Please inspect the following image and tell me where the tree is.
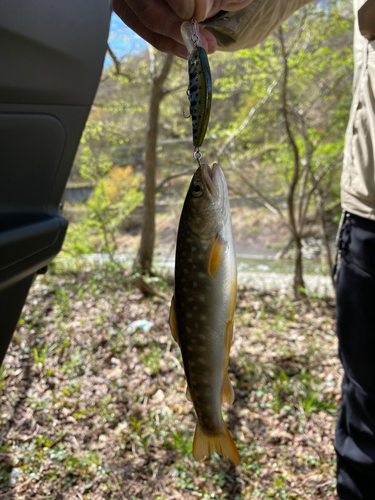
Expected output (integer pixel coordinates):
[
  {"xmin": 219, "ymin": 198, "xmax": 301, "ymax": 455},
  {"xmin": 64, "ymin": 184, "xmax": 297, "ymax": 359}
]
[
  {"xmin": 214, "ymin": 0, "xmax": 353, "ymax": 298},
  {"xmin": 135, "ymin": 50, "xmax": 174, "ymax": 273}
]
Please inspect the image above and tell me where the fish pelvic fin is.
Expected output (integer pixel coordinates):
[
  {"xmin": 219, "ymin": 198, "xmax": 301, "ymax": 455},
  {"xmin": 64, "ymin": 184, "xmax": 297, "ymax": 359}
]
[
  {"xmin": 169, "ymin": 296, "xmax": 180, "ymax": 345},
  {"xmin": 186, "ymin": 385, "xmax": 193, "ymax": 402},
  {"xmin": 221, "ymin": 372, "xmax": 235, "ymax": 405},
  {"xmin": 192, "ymin": 421, "xmax": 240, "ymax": 465}
]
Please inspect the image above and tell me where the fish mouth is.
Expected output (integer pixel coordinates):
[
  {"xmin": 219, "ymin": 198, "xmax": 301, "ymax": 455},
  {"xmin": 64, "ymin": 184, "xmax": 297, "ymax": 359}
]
[{"xmin": 202, "ymin": 164, "xmax": 219, "ymax": 198}]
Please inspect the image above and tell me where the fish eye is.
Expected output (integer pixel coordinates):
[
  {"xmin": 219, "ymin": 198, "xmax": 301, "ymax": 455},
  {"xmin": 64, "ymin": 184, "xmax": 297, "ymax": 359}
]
[{"xmin": 192, "ymin": 183, "xmax": 203, "ymax": 197}]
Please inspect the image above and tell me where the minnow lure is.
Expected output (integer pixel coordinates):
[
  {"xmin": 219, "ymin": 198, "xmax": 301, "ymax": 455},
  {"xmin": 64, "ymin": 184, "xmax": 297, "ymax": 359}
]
[{"xmin": 181, "ymin": 21, "xmax": 212, "ymax": 162}]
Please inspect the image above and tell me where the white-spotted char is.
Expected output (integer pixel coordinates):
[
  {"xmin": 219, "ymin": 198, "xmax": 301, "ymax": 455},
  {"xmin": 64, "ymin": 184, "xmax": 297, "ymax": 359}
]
[{"xmin": 170, "ymin": 163, "xmax": 239, "ymax": 464}]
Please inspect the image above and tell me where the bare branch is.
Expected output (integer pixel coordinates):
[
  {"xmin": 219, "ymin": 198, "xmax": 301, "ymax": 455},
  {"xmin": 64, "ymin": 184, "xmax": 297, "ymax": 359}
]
[
  {"xmin": 107, "ymin": 42, "xmax": 122, "ymax": 75},
  {"xmin": 238, "ymin": 172, "xmax": 290, "ymax": 229},
  {"xmin": 217, "ymin": 74, "xmax": 281, "ymax": 158},
  {"xmin": 156, "ymin": 169, "xmax": 193, "ymax": 192}
]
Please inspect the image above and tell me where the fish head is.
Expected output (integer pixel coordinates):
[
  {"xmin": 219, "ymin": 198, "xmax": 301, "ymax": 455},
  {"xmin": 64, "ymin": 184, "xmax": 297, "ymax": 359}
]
[{"xmin": 184, "ymin": 163, "xmax": 229, "ymax": 240}]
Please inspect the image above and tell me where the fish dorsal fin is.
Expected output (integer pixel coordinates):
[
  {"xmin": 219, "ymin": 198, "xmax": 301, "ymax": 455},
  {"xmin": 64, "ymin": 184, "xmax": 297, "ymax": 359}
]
[
  {"xmin": 208, "ymin": 234, "xmax": 224, "ymax": 277},
  {"xmin": 186, "ymin": 385, "xmax": 192, "ymax": 402},
  {"xmin": 169, "ymin": 296, "xmax": 180, "ymax": 345},
  {"xmin": 221, "ymin": 372, "xmax": 235, "ymax": 405}
]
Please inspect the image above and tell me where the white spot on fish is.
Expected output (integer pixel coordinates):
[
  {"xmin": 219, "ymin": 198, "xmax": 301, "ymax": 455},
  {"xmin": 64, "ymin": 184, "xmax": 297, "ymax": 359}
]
[
  {"xmin": 188, "ymin": 297, "xmax": 193, "ymax": 302},
  {"xmin": 193, "ymin": 282, "xmax": 198, "ymax": 288},
  {"xmin": 193, "ymin": 306, "xmax": 199, "ymax": 311},
  {"xmin": 194, "ymin": 323, "xmax": 199, "ymax": 328},
  {"xmin": 191, "ymin": 247, "xmax": 196, "ymax": 252},
  {"xmin": 186, "ymin": 326, "xmax": 191, "ymax": 333},
  {"xmin": 186, "ymin": 313, "xmax": 192, "ymax": 319},
  {"xmin": 198, "ymin": 272, "xmax": 206, "ymax": 279},
  {"xmin": 192, "ymin": 265, "xmax": 197, "ymax": 270},
  {"xmin": 199, "ymin": 295, "xmax": 205, "ymax": 302},
  {"xmin": 187, "ymin": 346, "xmax": 194, "ymax": 352}
]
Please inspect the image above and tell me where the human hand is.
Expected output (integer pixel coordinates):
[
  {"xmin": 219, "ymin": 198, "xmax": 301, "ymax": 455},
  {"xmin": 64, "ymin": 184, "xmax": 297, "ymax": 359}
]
[{"xmin": 112, "ymin": 0, "xmax": 254, "ymax": 58}]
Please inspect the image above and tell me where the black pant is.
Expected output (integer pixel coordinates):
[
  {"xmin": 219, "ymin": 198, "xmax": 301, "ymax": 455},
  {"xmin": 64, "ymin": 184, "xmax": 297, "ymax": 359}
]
[{"xmin": 335, "ymin": 213, "xmax": 375, "ymax": 499}]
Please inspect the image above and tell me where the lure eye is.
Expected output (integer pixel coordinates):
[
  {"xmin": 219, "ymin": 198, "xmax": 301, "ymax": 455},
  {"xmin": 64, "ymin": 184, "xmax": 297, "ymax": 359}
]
[{"xmin": 192, "ymin": 183, "xmax": 203, "ymax": 197}]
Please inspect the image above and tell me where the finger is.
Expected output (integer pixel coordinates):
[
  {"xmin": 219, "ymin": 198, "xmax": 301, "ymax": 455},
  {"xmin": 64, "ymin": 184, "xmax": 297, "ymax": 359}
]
[
  {"xmin": 225, "ymin": 0, "xmax": 255, "ymax": 11},
  {"xmin": 194, "ymin": 0, "xmax": 215, "ymax": 22},
  {"xmin": 165, "ymin": 0, "xmax": 195, "ymax": 20},
  {"xmin": 121, "ymin": 0, "xmax": 183, "ymax": 41},
  {"xmin": 113, "ymin": 0, "xmax": 188, "ymax": 56},
  {"xmin": 199, "ymin": 28, "xmax": 217, "ymax": 54}
]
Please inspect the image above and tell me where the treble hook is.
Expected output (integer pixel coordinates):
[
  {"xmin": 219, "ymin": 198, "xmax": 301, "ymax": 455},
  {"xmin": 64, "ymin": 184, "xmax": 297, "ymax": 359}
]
[{"xmin": 183, "ymin": 88, "xmax": 191, "ymax": 118}]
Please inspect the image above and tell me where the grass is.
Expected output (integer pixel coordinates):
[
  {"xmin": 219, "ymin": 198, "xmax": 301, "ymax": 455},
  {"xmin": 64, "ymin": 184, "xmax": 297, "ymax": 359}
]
[{"xmin": 0, "ymin": 257, "xmax": 340, "ymax": 499}]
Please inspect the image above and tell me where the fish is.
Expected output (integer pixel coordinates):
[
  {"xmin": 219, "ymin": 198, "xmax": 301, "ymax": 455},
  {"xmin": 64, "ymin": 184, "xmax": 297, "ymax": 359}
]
[
  {"xmin": 181, "ymin": 21, "xmax": 212, "ymax": 149},
  {"xmin": 169, "ymin": 163, "xmax": 239, "ymax": 464}
]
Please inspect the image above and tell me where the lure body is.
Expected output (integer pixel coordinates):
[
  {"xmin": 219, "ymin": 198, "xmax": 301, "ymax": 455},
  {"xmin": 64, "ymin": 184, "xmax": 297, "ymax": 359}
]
[
  {"xmin": 181, "ymin": 20, "xmax": 212, "ymax": 150},
  {"xmin": 188, "ymin": 46, "xmax": 212, "ymax": 148}
]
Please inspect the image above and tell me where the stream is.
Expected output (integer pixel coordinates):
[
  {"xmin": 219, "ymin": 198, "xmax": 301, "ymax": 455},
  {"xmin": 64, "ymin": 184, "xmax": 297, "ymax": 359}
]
[{"xmin": 84, "ymin": 251, "xmax": 334, "ymax": 297}]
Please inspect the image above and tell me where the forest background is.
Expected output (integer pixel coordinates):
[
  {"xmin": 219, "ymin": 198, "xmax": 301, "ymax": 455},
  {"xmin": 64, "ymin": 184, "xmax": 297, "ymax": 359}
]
[
  {"xmin": 64, "ymin": 0, "xmax": 354, "ymax": 299},
  {"xmin": 0, "ymin": 1, "xmax": 357, "ymax": 498}
]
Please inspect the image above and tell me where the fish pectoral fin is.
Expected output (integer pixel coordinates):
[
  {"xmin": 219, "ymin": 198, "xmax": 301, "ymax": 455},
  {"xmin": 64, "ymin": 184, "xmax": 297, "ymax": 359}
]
[
  {"xmin": 208, "ymin": 234, "xmax": 225, "ymax": 278},
  {"xmin": 169, "ymin": 296, "xmax": 180, "ymax": 345},
  {"xmin": 185, "ymin": 385, "xmax": 192, "ymax": 402},
  {"xmin": 193, "ymin": 421, "xmax": 240, "ymax": 465},
  {"xmin": 221, "ymin": 372, "xmax": 235, "ymax": 405}
]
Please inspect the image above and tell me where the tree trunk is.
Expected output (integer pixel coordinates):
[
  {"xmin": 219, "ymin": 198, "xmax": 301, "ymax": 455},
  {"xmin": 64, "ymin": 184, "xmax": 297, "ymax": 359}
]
[
  {"xmin": 135, "ymin": 53, "xmax": 173, "ymax": 273},
  {"xmin": 315, "ymin": 189, "xmax": 335, "ymax": 288},
  {"xmin": 279, "ymin": 26, "xmax": 306, "ymax": 299}
]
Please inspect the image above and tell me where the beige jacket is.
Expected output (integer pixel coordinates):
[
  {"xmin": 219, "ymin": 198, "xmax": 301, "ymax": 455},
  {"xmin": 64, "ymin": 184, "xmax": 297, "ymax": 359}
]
[{"xmin": 202, "ymin": 0, "xmax": 375, "ymax": 220}]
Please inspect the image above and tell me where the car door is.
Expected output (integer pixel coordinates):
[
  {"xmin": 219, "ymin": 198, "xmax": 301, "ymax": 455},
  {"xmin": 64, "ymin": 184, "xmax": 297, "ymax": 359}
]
[{"xmin": 0, "ymin": 0, "xmax": 111, "ymax": 365}]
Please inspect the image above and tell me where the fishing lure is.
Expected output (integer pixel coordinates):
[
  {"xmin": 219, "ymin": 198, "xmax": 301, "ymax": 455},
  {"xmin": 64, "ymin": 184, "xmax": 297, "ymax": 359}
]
[{"xmin": 181, "ymin": 21, "xmax": 212, "ymax": 163}]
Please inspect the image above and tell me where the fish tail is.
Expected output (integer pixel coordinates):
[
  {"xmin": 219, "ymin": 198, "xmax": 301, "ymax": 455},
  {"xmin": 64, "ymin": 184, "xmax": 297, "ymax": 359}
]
[{"xmin": 192, "ymin": 421, "xmax": 240, "ymax": 464}]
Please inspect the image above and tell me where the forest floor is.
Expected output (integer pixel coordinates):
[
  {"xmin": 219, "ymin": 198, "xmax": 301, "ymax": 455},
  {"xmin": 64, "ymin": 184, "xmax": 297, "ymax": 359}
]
[
  {"xmin": 0, "ymin": 257, "xmax": 341, "ymax": 499},
  {"xmin": 0, "ymin": 257, "xmax": 341, "ymax": 500}
]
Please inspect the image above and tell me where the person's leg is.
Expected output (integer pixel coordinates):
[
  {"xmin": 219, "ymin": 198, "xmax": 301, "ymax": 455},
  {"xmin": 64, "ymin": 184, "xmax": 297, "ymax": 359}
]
[{"xmin": 335, "ymin": 213, "xmax": 375, "ymax": 499}]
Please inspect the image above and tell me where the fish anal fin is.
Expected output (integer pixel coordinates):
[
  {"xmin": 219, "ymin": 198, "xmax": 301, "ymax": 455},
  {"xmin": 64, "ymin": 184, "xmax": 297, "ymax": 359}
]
[
  {"xmin": 192, "ymin": 421, "xmax": 240, "ymax": 465},
  {"xmin": 208, "ymin": 234, "xmax": 224, "ymax": 278},
  {"xmin": 186, "ymin": 385, "xmax": 193, "ymax": 402},
  {"xmin": 169, "ymin": 296, "xmax": 180, "ymax": 344},
  {"xmin": 221, "ymin": 372, "xmax": 235, "ymax": 405},
  {"xmin": 225, "ymin": 320, "xmax": 234, "ymax": 357}
]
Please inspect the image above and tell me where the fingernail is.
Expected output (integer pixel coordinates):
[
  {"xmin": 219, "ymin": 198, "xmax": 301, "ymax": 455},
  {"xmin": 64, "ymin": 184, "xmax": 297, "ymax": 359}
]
[{"xmin": 205, "ymin": 0, "xmax": 215, "ymax": 20}]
